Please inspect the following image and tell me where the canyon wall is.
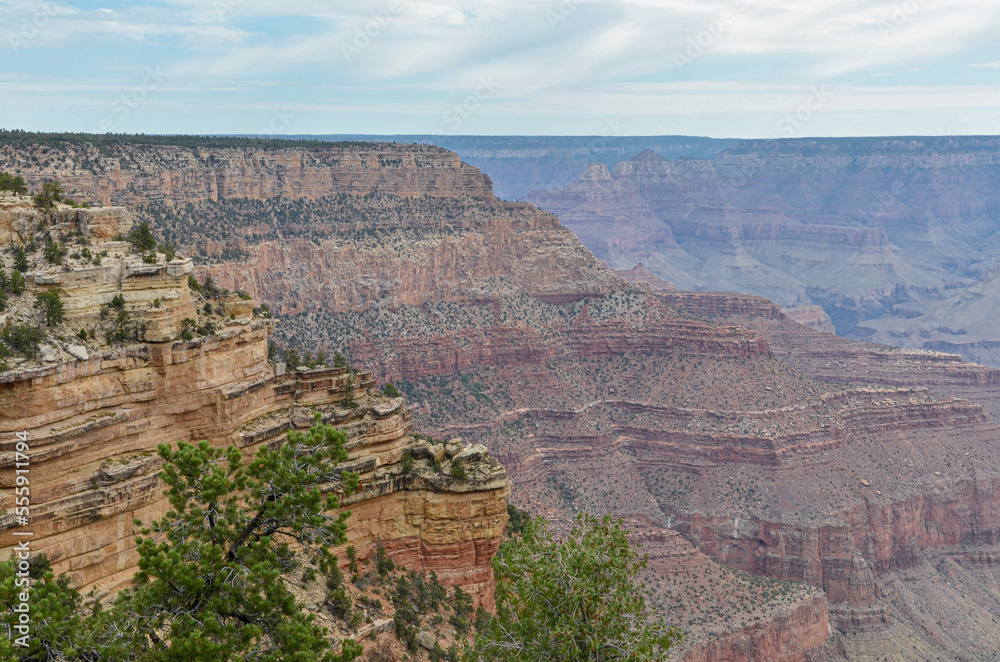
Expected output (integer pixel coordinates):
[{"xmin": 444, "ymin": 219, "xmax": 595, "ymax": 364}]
[
  {"xmin": 521, "ymin": 137, "xmax": 1000, "ymax": 366},
  {"xmin": 0, "ymin": 197, "xmax": 509, "ymax": 612},
  {"xmin": 7, "ymin": 135, "xmax": 1000, "ymax": 660},
  {"xmin": 0, "ymin": 138, "xmax": 495, "ymax": 207}
]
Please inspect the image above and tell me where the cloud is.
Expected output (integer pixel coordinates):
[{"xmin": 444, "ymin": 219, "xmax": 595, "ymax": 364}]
[{"xmin": 1, "ymin": 0, "xmax": 999, "ymax": 135}]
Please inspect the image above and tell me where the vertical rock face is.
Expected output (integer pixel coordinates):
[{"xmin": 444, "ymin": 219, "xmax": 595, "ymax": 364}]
[
  {"xmin": 0, "ymin": 141, "xmax": 495, "ymax": 207},
  {"xmin": 0, "ymin": 196, "xmax": 510, "ymax": 609}
]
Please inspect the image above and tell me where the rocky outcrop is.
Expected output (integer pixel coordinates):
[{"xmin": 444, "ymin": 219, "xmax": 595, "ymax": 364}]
[
  {"xmin": 0, "ymin": 198, "xmax": 510, "ymax": 608},
  {"xmin": 783, "ymin": 305, "xmax": 836, "ymax": 334},
  {"xmin": 680, "ymin": 594, "xmax": 830, "ymax": 662},
  {"xmin": 853, "ymin": 271, "xmax": 1000, "ymax": 368},
  {"xmin": 628, "ymin": 523, "xmax": 831, "ymax": 662},
  {"xmin": 610, "ymin": 263, "xmax": 677, "ymax": 291},
  {"xmin": 192, "ymin": 199, "xmax": 618, "ymax": 318}
]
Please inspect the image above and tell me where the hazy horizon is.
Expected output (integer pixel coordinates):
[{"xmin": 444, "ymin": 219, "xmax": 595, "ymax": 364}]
[{"xmin": 2, "ymin": 1, "xmax": 999, "ymax": 138}]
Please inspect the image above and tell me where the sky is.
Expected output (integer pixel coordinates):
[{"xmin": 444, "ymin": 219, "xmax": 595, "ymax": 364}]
[{"xmin": 0, "ymin": 0, "xmax": 998, "ymax": 138}]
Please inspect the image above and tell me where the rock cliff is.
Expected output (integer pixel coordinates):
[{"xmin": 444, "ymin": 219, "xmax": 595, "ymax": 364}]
[
  {"xmin": 523, "ymin": 138, "xmax": 1000, "ymax": 366},
  {"xmin": 0, "ymin": 195, "xmax": 509, "ymax": 613},
  {"xmin": 0, "ymin": 137, "xmax": 495, "ymax": 207},
  {"xmin": 8, "ymin": 134, "xmax": 1000, "ymax": 660}
]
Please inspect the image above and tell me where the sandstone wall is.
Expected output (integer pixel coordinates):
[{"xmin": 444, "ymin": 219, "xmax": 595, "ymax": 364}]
[
  {"xmin": 0, "ymin": 321, "xmax": 508, "ymax": 604},
  {"xmin": 0, "ymin": 197, "xmax": 510, "ymax": 606}
]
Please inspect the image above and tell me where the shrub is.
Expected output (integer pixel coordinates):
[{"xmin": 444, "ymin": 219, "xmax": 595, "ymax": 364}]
[
  {"xmin": 106, "ymin": 308, "xmax": 142, "ymax": 345},
  {"xmin": 202, "ymin": 275, "xmax": 223, "ymax": 297},
  {"xmin": 400, "ymin": 450, "xmax": 414, "ymax": 475},
  {"xmin": 471, "ymin": 514, "xmax": 683, "ymax": 661},
  {"xmin": 383, "ymin": 382, "xmax": 401, "ymax": 398},
  {"xmin": 0, "ymin": 172, "xmax": 28, "ymax": 195},
  {"xmin": 187, "ymin": 273, "xmax": 201, "ymax": 292},
  {"xmin": 326, "ymin": 563, "xmax": 354, "ymax": 619},
  {"xmin": 1, "ymin": 324, "xmax": 45, "ymax": 358},
  {"xmin": 346, "ymin": 545, "xmax": 358, "ymax": 574},
  {"xmin": 8, "ymin": 270, "xmax": 25, "ymax": 295},
  {"xmin": 180, "ymin": 317, "xmax": 197, "ymax": 341},
  {"xmin": 35, "ymin": 289, "xmax": 65, "ymax": 326},
  {"xmin": 33, "ymin": 180, "xmax": 63, "ymax": 209},
  {"xmin": 450, "ymin": 586, "xmax": 474, "ymax": 634},
  {"xmin": 12, "ymin": 247, "xmax": 29, "ymax": 272},
  {"xmin": 450, "ymin": 458, "xmax": 467, "ymax": 480},
  {"xmin": 158, "ymin": 242, "xmax": 177, "ymax": 261},
  {"xmin": 505, "ymin": 502, "xmax": 530, "ymax": 536},
  {"xmin": 375, "ymin": 543, "xmax": 395, "ymax": 577},
  {"xmin": 126, "ymin": 221, "xmax": 157, "ymax": 252},
  {"xmin": 43, "ymin": 238, "xmax": 65, "ymax": 265},
  {"xmin": 474, "ymin": 606, "xmax": 492, "ymax": 632}
]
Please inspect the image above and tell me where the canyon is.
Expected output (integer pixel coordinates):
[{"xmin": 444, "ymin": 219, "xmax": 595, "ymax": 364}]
[
  {"xmin": 520, "ymin": 137, "xmax": 1000, "ymax": 367},
  {"xmin": 4, "ymin": 133, "xmax": 1000, "ymax": 660},
  {"xmin": 0, "ymin": 194, "xmax": 509, "ymax": 626}
]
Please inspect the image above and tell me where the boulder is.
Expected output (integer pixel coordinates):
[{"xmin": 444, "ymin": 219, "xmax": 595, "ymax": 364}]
[
  {"xmin": 445, "ymin": 438, "xmax": 463, "ymax": 459},
  {"xmin": 417, "ymin": 631, "xmax": 436, "ymax": 651},
  {"xmin": 66, "ymin": 344, "xmax": 89, "ymax": 361},
  {"xmin": 454, "ymin": 443, "xmax": 489, "ymax": 464}
]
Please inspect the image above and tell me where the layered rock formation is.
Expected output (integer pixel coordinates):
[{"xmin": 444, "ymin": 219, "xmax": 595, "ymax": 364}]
[
  {"xmin": 635, "ymin": 523, "xmax": 831, "ymax": 662},
  {"xmin": 0, "ymin": 195, "xmax": 509, "ymax": 611},
  {"xmin": 8, "ymin": 134, "xmax": 1000, "ymax": 660},
  {"xmin": 610, "ymin": 262, "xmax": 677, "ymax": 291},
  {"xmin": 0, "ymin": 137, "xmax": 495, "ymax": 207},
  {"xmin": 298, "ymin": 134, "xmax": 738, "ymax": 200},
  {"xmin": 853, "ymin": 270, "xmax": 1000, "ymax": 368},
  {"xmin": 522, "ymin": 138, "xmax": 1000, "ymax": 366}
]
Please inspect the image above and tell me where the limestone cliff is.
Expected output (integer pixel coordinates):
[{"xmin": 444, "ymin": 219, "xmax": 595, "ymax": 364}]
[
  {"xmin": 0, "ymin": 139, "xmax": 495, "ymax": 207},
  {"xmin": 0, "ymin": 195, "xmax": 509, "ymax": 613}
]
